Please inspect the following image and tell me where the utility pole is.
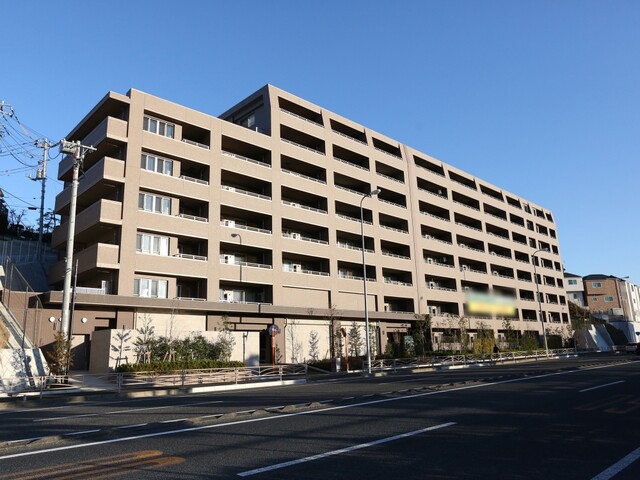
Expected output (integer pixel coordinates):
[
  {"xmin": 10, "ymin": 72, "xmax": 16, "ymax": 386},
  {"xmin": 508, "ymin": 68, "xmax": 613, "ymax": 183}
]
[
  {"xmin": 33, "ymin": 139, "xmax": 50, "ymax": 261},
  {"xmin": 59, "ymin": 139, "xmax": 95, "ymax": 341}
]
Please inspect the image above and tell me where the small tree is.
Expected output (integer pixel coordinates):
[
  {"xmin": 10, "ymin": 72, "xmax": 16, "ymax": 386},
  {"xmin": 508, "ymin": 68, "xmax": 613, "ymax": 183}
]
[
  {"xmin": 502, "ymin": 318, "xmax": 519, "ymax": 349},
  {"xmin": 411, "ymin": 314, "xmax": 432, "ymax": 355},
  {"xmin": 217, "ymin": 330, "xmax": 236, "ymax": 362},
  {"xmin": 474, "ymin": 322, "xmax": 495, "ymax": 355},
  {"xmin": 134, "ymin": 314, "xmax": 155, "ymax": 363},
  {"xmin": 47, "ymin": 331, "xmax": 72, "ymax": 375},
  {"xmin": 308, "ymin": 330, "xmax": 320, "ymax": 362},
  {"xmin": 348, "ymin": 321, "xmax": 363, "ymax": 357},
  {"xmin": 111, "ymin": 328, "xmax": 132, "ymax": 368},
  {"xmin": 325, "ymin": 305, "xmax": 341, "ymax": 358},
  {"xmin": 287, "ymin": 319, "xmax": 303, "ymax": 363}
]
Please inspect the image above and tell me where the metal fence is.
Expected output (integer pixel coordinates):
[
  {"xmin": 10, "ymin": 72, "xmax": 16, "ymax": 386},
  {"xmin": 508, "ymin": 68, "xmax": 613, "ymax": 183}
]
[
  {"xmin": 371, "ymin": 348, "xmax": 578, "ymax": 372},
  {"xmin": 0, "ymin": 364, "xmax": 309, "ymax": 397},
  {"xmin": 1, "ymin": 257, "xmax": 43, "ymax": 348}
]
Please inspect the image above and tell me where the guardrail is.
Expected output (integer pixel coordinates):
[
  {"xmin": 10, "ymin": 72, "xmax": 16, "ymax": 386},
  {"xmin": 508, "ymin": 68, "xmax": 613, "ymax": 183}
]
[
  {"xmin": 0, "ymin": 364, "xmax": 309, "ymax": 397},
  {"xmin": 371, "ymin": 348, "xmax": 578, "ymax": 372}
]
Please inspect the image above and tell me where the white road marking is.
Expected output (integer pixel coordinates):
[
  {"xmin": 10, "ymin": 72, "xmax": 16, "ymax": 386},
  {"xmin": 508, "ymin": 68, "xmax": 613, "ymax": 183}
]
[
  {"xmin": 237, "ymin": 422, "xmax": 456, "ymax": 477},
  {"xmin": 591, "ymin": 446, "xmax": 640, "ymax": 480},
  {"xmin": 0, "ymin": 362, "xmax": 630, "ymax": 461},
  {"xmin": 579, "ymin": 380, "xmax": 625, "ymax": 393}
]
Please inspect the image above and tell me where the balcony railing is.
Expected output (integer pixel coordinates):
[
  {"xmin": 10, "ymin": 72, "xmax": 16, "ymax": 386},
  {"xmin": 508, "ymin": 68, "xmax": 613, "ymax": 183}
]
[
  {"xmin": 182, "ymin": 138, "xmax": 210, "ymax": 150},
  {"xmin": 180, "ymin": 175, "xmax": 209, "ymax": 185},
  {"xmin": 177, "ymin": 213, "xmax": 208, "ymax": 222},
  {"xmin": 281, "ymin": 138, "xmax": 325, "ymax": 155},
  {"xmin": 219, "ymin": 221, "xmax": 271, "ymax": 235},
  {"xmin": 334, "ymin": 157, "xmax": 369, "ymax": 172},
  {"xmin": 174, "ymin": 253, "xmax": 207, "ymax": 261},
  {"xmin": 221, "ymin": 150, "xmax": 270, "ymax": 168},
  {"xmin": 221, "ymin": 185, "xmax": 271, "ymax": 200},
  {"xmin": 282, "ymin": 200, "xmax": 327, "ymax": 214},
  {"xmin": 377, "ymin": 172, "xmax": 404, "ymax": 184},
  {"xmin": 282, "ymin": 168, "xmax": 326, "ymax": 184},
  {"xmin": 279, "ymin": 108, "xmax": 323, "ymax": 126}
]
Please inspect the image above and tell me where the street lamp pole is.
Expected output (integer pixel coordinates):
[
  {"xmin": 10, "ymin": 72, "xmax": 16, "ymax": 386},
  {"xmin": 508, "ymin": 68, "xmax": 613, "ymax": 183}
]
[
  {"xmin": 360, "ymin": 188, "xmax": 381, "ymax": 375},
  {"xmin": 532, "ymin": 248, "xmax": 549, "ymax": 357}
]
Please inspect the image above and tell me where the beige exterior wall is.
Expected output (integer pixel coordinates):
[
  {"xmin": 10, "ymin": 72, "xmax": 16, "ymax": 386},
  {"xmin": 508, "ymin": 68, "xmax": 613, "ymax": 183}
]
[{"xmin": 50, "ymin": 85, "xmax": 569, "ymax": 368}]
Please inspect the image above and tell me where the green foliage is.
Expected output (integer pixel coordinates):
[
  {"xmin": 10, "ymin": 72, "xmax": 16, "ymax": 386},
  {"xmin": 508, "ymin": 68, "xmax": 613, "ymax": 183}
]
[
  {"xmin": 473, "ymin": 322, "xmax": 495, "ymax": 355},
  {"xmin": 348, "ymin": 321, "xmax": 363, "ymax": 356},
  {"xmin": 115, "ymin": 359, "xmax": 245, "ymax": 373},
  {"xmin": 519, "ymin": 333, "xmax": 539, "ymax": 351},
  {"xmin": 46, "ymin": 331, "xmax": 72, "ymax": 375},
  {"xmin": 411, "ymin": 314, "xmax": 432, "ymax": 355}
]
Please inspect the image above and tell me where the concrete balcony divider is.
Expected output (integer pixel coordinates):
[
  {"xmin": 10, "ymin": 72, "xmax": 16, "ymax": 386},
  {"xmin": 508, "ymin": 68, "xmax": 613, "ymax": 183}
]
[
  {"xmin": 49, "ymin": 243, "xmax": 120, "ymax": 282},
  {"xmin": 55, "ymin": 157, "xmax": 125, "ymax": 212},
  {"xmin": 57, "ymin": 117, "xmax": 128, "ymax": 178},
  {"xmin": 51, "ymin": 199, "xmax": 123, "ymax": 248}
]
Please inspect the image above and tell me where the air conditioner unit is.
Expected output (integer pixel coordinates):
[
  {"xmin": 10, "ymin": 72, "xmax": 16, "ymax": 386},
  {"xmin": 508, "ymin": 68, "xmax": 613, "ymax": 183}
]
[
  {"xmin": 428, "ymin": 281, "xmax": 436, "ymax": 289},
  {"xmin": 384, "ymin": 303, "xmax": 391, "ymax": 312},
  {"xmin": 427, "ymin": 258, "xmax": 433, "ymax": 264},
  {"xmin": 424, "ymin": 234, "xmax": 431, "ymax": 239},
  {"xmin": 224, "ymin": 254, "xmax": 235, "ymax": 264},
  {"xmin": 493, "ymin": 271, "xmax": 499, "ymax": 276},
  {"xmin": 490, "ymin": 251, "xmax": 497, "ymax": 255},
  {"xmin": 293, "ymin": 264, "xmax": 302, "ymax": 272},
  {"xmin": 464, "ymin": 286, "xmax": 471, "ymax": 292},
  {"xmin": 462, "ymin": 265, "xmax": 468, "ymax": 271},
  {"xmin": 430, "ymin": 306, "xmax": 439, "ymax": 315},
  {"xmin": 460, "ymin": 243, "xmax": 466, "ymax": 248},
  {"xmin": 223, "ymin": 290, "xmax": 235, "ymax": 301},
  {"xmin": 223, "ymin": 219, "xmax": 235, "ymax": 227},
  {"xmin": 292, "ymin": 232, "xmax": 301, "ymax": 240}
]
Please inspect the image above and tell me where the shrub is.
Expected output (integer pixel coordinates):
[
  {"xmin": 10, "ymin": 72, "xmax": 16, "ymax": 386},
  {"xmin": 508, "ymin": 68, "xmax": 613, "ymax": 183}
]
[{"xmin": 115, "ymin": 359, "xmax": 245, "ymax": 373}]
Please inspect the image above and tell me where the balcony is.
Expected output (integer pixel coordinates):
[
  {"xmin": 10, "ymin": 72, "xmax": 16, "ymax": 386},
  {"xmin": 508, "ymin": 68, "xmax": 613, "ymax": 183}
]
[
  {"xmin": 55, "ymin": 157, "xmax": 125, "ymax": 214},
  {"xmin": 49, "ymin": 243, "xmax": 119, "ymax": 282},
  {"xmin": 51, "ymin": 199, "xmax": 122, "ymax": 249}
]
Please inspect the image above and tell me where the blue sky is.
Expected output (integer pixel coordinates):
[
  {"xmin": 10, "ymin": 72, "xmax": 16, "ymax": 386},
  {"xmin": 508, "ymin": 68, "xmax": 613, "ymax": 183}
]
[{"xmin": 2, "ymin": 0, "xmax": 639, "ymax": 283}]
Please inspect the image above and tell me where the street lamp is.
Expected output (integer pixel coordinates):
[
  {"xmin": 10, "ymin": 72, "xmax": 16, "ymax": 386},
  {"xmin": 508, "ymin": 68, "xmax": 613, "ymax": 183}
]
[
  {"xmin": 360, "ymin": 188, "xmax": 381, "ymax": 374},
  {"xmin": 532, "ymin": 248, "xmax": 549, "ymax": 356}
]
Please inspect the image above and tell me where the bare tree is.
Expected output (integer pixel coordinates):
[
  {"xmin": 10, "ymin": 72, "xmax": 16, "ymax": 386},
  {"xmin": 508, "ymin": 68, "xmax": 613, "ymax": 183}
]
[
  {"xmin": 308, "ymin": 330, "xmax": 320, "ymax": 362},
  {"xmin": 286, "ymin": 319, "xmax": 303, "ymax": 363}
]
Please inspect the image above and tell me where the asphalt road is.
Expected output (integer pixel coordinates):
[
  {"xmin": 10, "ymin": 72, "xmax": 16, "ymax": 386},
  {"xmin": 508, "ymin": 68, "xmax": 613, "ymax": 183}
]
[{"xmin": 1, "ymin": 354, "xmax": 639, "ymax": 479}]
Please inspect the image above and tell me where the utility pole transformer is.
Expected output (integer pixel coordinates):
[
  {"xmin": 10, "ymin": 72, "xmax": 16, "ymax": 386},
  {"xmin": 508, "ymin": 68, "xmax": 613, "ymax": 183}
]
[{"xmin": 59, "ymin": 139, "xmax": 96, "ymax": 341}]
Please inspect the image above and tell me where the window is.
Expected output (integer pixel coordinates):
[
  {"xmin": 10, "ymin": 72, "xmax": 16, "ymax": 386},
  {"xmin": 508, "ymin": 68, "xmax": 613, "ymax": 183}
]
[
  {"xmin": 133, "ymin": 278, "xmax": 168, "ymax": 298},
  {"xmin": 138, "ymin": 192, "xmax": 171, "ymax": 215},
  {"xmin": 141, "ymin": 153, "xmax": 173, "ymax": 176},
  {"xmin": 143, "ymin": 115, "xmax": 175, "ymax": 139},
  {"xmin": 568, "ymin": 279, "xmax": 577, "ymax": 285},
  {"xmin": 591, "ymin": 296, "xmax": 598, "ymax": 302},
  {"xmin": 604, "ymin": 296, "xmax": 614, "ymax": 302},
  {"xmin": 591, "ymin": 282, "xmax": 602, "ymax": 288},
  {"xmin": 136, "ymin": 232, "xmax": 169, "ymax": 256}
]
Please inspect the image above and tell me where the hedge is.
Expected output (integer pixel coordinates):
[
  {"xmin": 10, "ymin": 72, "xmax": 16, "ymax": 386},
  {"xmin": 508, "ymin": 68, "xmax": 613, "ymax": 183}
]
[{"xmin": 115, "ymin": 360, "xmax": 246, "ymax": 373}]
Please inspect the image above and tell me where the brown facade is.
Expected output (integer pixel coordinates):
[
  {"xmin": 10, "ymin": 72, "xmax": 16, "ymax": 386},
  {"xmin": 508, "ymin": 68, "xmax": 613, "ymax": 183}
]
[{"xmin": 45, "ymin": 85, "xmax": 570, "ymax": 365}]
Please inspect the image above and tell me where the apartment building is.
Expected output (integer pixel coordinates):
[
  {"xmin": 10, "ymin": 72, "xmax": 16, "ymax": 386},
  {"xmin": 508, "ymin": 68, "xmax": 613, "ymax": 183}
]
[
  {"xmin": 45, "ymin": 85, "xmax": 569, "ymax": 367},
  {"xmin": 583, "ymin": 274, "xmax": 640, "ymax": 322}
]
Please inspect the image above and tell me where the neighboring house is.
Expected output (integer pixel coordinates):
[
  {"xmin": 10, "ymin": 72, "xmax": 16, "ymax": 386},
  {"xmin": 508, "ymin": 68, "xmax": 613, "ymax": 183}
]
[
  {"xmin": 35, "ymin": 85, "xmax": 568, "ymax": 371},
  {"xmin": 565, "ymin": 272, "xmax": 586, "ymax": 308}
]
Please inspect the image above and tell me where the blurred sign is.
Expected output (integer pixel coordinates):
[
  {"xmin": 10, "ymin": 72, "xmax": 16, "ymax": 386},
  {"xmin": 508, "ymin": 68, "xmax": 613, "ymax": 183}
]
[{"xmin": 466, "ymin": 292, "xmax": 516, "ymax": 316}]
